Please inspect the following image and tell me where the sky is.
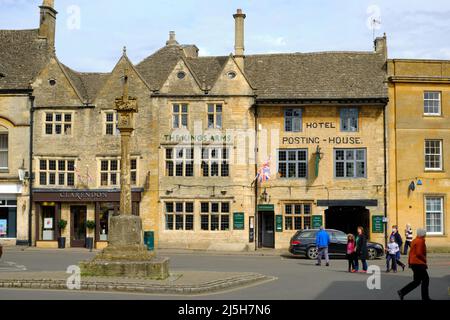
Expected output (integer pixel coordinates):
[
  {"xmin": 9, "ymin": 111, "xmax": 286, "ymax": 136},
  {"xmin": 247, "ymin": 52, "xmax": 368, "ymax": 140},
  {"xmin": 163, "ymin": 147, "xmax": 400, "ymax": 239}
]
[{"xmin": 1, "ymin": 0, "xmax": 450, "ymax": 72}]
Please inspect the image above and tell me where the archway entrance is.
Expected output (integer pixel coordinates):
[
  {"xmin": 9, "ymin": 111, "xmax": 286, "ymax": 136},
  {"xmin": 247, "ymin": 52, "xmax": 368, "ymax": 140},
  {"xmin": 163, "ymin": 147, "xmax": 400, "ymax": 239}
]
[{"xmin": 325, "ymin": 206, "xmax": 370, "ymax": 236}]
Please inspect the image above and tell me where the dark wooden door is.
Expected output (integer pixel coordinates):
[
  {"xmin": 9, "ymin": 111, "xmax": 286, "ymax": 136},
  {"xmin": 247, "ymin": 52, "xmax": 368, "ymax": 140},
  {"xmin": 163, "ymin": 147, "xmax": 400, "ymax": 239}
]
[
  {"xmin": 261, "ymin": 212, "xmax": 275, "ymax": 248},
  {"xmin": 70, "ymin": 206, "xmax": 87, "ymax": 248}
]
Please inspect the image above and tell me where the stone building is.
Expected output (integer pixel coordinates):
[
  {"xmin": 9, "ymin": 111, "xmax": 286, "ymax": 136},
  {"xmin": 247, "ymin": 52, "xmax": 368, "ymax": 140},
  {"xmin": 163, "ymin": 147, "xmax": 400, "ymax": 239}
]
[
  {"xmin": 387, "ymin": 59, "xmax": 450, "ymax": 249},
  {"xmin": 0, "ymin": 3, "xmax": 51, "ymax": 245},
  {"xmin": 7, "ymin": 1, "xmax": 449, "ymax": 251}
]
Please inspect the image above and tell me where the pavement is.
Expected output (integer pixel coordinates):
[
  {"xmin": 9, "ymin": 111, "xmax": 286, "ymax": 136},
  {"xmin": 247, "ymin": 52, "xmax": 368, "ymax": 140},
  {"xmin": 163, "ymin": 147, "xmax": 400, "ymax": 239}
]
[{"xmin": 0, "ymin": 246, "xmax": 449, "ymax": 300}]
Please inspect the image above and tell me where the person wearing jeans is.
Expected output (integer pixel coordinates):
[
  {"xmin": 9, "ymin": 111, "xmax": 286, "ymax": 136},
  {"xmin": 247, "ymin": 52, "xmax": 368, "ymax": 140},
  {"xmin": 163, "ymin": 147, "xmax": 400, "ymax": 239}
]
[
  {"xmin": 315, "ymin": 226, "xmax": 330, "ymax": 267},
  {"xmin": 404, "ymin": 224, "xmax": 413, "ymax": 255},
  {"xmin": 398, "ymin": 228, "xmax": 431, "ymax": 301}
]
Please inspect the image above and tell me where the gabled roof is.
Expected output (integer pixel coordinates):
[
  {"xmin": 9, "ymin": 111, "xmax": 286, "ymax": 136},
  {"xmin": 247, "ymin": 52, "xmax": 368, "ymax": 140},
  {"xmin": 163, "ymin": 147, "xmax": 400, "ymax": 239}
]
[
  {"xmin": 0, "ymin": 29, "xmax": 50, "ymax": 90},
  {"xmin": 135, "ymin": 45, "xmax": 185, "ymax": 91},
  {"xmin": 60, "ymin": 64, "xmax": 109, "ymax": 103}
]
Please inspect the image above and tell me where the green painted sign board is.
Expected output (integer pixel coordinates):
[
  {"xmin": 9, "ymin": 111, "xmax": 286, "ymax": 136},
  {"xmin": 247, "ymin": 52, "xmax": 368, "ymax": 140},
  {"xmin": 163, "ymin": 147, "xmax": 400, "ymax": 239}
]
[
  {"xmin": 372, "ymin": 216, "xmax": 384, "ymax": 233},
  {"xmin": 258, "ymin": 204, "xmax": 275, "ymax": 212},
  {"xmin": 276, "ymin": 215, "xmax": 283, "ymax": 232},
  {"xmin": 312, "ymin": 215, "xmax": 323, "ymax": 229},
  {"xmin": 233, "ymin": 213, "xmax": 245, "ymax": 230}
]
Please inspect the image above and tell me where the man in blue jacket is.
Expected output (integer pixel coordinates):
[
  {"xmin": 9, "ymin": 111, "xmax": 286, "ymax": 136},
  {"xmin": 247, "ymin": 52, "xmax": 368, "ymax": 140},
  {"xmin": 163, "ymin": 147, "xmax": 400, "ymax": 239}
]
[{"xmin": 316, "ymin": 226, "xmax": 331, "ymax": 267}]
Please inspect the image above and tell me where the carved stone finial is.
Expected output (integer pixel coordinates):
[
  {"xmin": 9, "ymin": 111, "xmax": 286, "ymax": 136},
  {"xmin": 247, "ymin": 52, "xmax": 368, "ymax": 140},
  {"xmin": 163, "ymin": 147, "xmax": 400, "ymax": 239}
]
[{"xmin": 123, "ymin": 46, "xmax": 127, "ymax": 56}]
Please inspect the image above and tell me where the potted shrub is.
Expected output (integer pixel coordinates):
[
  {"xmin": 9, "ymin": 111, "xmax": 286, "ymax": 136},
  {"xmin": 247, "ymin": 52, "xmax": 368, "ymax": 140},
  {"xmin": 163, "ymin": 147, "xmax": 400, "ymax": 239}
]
[
  {"xmin": 86, "ymin": 220, "xmax": 96, "ymax": 251},
  {"xmin": 58, "ymin": 220, "xmax": 67, "ymax": 249}
]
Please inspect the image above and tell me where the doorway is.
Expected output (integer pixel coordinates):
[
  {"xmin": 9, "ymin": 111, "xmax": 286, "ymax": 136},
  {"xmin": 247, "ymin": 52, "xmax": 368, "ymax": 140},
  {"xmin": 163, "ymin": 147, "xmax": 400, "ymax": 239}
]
[
  {"xmin": 258, "ymin": 212, "xmax": 275, "ymax": 248},
  {"xmin": 70, "ymin": 206, "xmax": 87, "ymax": 248},
  {"xmin": 325, "ymin": 206, "xmax": 370, "ymax": 236}
]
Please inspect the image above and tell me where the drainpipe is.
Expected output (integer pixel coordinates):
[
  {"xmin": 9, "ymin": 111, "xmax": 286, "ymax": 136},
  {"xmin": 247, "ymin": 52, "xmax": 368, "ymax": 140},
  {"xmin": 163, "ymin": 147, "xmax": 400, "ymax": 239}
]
[
  {"xmin": 254, "ymin": 104, "xmax": 258, "ymax": 251},
  {"xmin": 383, "ymin": 103, "xmax": 388, "ymax": 248},
  {"xmin": 28, "ymin": 95, "xmax": 35, "ymax": 247}
]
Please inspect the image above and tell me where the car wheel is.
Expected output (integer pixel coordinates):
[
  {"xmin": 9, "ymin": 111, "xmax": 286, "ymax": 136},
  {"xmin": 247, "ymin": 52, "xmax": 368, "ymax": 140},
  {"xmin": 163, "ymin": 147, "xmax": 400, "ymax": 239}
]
[
  {"xmin": 368, "ymin": 248, "xmax": 377, "ymax": 260},
  {"xmin": 307, "ymin": 247, "xmax": 319, "ymax": 260}
]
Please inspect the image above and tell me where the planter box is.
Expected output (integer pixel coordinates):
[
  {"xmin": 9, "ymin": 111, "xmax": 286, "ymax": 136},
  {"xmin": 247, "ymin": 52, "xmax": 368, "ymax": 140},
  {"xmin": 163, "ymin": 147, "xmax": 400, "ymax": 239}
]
[{"xmin": 36, "ymin": 241, "xmax": 58, "ymax": 249}]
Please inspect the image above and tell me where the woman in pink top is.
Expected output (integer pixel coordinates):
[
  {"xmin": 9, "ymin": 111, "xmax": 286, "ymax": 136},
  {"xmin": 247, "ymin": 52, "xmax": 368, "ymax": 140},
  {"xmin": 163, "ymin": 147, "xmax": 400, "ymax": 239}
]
[{"xmin": 346, "ymin": 234, "xmax": 356, "ymax": 272}]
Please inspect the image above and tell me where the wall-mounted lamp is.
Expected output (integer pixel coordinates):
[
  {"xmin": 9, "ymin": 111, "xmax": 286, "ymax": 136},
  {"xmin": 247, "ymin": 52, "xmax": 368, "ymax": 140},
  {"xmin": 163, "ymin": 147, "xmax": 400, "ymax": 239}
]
[
  {"xmin": 260, "ymin": 188, "xmax": 269, "ymax": 203},
  {"xmin": 18, "ymin": 159, "xmax": 29, "ymax": 182},
  {"xmin": 409, "ymin": 181, "xmax": 416, "ymax": 192}
]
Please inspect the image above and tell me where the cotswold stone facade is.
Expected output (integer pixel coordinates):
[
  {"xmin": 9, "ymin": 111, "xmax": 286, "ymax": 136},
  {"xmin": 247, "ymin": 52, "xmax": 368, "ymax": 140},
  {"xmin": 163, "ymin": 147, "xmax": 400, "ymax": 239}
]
[{"xmin": 11, "ymin": 1, "xmax": 450, "ymax": 251}]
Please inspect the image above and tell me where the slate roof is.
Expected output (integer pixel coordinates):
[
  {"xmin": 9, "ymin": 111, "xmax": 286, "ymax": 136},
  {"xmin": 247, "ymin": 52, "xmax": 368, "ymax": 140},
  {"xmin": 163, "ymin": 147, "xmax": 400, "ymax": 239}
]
[
  {"xmin": 245, "ymin": 52, "xmax": 388, "ymax": 100},
  {"xmin": 136, "ymin": 43, "xmax": 387, "ymax": 100},
  {"xmin": 0, "ymin": 29, "xmax": 50, "ymax": 90},
  {"xmin": 0, "ymin": 28, "xmax": 387, "ymax": 101},
  {"xmin": 60, "ymin": 64, "xmax": 109, "ymax": 103}
]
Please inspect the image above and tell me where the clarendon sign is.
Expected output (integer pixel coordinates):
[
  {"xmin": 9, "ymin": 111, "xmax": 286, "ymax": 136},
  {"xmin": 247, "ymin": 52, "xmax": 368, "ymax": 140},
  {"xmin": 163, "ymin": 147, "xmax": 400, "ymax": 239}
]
[{"xmin": 59, "ymin": 192, "xmax": 108, "ymax": 201}]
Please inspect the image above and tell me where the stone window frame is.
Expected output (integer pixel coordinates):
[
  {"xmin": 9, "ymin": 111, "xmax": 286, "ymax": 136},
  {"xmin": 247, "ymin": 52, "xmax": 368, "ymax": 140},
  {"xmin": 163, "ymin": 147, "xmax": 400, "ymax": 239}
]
[
  {"xmin": 423, "ymin": 91, "xmax": 441, "ymax": 116},
  {"xmin": 200, "ymin": 201, "xmax": 230, "ymax": 231},
  {"xmin": 424, "ymin": 195, "xmax": 444, "ymax": 235},
  {"xmin": 43, "ymin": 111, "xmax": 74, "ymax": 136},
  {"xmin": 340, "ymin": 107, "xmax": 359, "ymax": 132},
  {"xmin": 334, "ymin": 148, "xmax": 367, "ymax": 179},
  {"xmin": 278, "ymin": 149, "xmax": 308, "ymax": 179},
  {"xmin": 284, "ymin": 108, "xmax": 302, "ymax": 133},
  {"xmin": 98, "ymin": 157, "xmax": 138, "ymax": 187},
  {"xmin": 102, "ymin": 110, "xmax": 119, "ymax": 136},
  {"xmin": 172, "ymin": 103, "xmax": 189, "ymax": 129},
  {"xmin": 207, "ymin": 103, "xmax": 223, "ymax": 129},
  {"xmin": 164, "ymin": 201, "xmax": 194, "ymax": 231},
  {"xmin": 0, "ymin": 126, "xmax": 8, "ymax": 170},
  {"xmin": 201, "ymin": 146, "xmax": 230, "ymax": 177},
  {"xmin": 38, "ymin": 158, "xmax": 76, "ymax": 187},
  {"xmin": 283, "ymin": 203, "xmax": 313, "ymax": 231},
  {"xmin": 165, "ymin": 147, "xmax": 194, "ymax": 177},
  {"xmin": 424, "ymin": 139, "xmax": 443, "ymax": 171}
]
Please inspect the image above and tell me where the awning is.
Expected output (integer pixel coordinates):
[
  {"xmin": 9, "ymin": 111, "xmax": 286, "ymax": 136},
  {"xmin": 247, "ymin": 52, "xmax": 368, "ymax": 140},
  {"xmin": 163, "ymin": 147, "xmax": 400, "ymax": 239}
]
[
  {"xmin": 0, "ymin": 184, "xmax": 23, "ymax": 194},
  {"xmin": 317, "ymin": 199, "xmax": 378, "ymax": 207}
]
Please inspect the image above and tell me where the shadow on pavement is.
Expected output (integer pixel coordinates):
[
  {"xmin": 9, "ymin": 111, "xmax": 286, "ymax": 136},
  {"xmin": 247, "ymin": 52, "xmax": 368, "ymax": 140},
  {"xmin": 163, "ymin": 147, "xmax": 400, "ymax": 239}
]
[{"xmin": 315, "ymin": 274, "xmax": 450, "ymax": 300}]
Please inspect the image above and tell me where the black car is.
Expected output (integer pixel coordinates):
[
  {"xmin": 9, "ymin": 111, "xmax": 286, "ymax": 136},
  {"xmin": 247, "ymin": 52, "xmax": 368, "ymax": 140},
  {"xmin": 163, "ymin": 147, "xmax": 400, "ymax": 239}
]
[{"xmin": 289, "ymin": 229, "xmax": 384, "ymax": 260}]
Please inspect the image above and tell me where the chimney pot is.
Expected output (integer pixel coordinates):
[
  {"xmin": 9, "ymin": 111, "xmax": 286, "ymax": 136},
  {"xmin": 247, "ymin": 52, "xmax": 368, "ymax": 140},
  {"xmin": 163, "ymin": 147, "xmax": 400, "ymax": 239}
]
[
  {"xmin": 233, "ymin": 9, "xmax": 246, "ymax": 71},
  {"xmin": 166, "ymin": 31, "xmax": 179, "ymax": 46}
]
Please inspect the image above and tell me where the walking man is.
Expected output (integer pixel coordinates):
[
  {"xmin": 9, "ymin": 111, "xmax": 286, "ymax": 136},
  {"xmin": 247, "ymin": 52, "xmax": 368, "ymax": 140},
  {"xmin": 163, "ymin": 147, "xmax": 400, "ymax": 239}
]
[
  {"xmin": 398, "ymin": 228, "xmax": 431, "ymax": 301},
  {"xmin": 315, "ymin": 226, "xmax": 330, "ymax": 267}
]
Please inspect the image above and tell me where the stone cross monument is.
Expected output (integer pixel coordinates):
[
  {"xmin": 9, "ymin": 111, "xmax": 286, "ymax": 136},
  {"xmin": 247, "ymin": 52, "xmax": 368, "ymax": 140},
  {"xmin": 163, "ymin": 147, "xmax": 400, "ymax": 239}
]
[{"xmin": 80, "ymin": 50, "xmax": 169, "ymax": 278}]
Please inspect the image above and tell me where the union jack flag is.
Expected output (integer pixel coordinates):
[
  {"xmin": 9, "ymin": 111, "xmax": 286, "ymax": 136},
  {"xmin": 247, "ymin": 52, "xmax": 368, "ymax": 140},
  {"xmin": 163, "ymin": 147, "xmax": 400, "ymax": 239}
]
[{"xmin": 256, "ymin": 158, "xmax": 271, "ymax": 183}]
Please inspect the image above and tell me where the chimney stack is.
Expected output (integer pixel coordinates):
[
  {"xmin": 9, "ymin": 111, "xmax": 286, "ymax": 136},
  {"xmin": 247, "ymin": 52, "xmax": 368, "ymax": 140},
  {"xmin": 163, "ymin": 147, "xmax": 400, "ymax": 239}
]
[
  {"xmin": 233, "ymin": 9, "xmax": 246, "ymax": 70},
  {"xmin": 39, "ymin": 0, "xmax": 57, "ymax": 50},
  {"xmin": 166, "ymin": 31, "xmax": 179, "ymax": 46},
  {"xmin": 374, "ymin": 33, "xmax": 388, "ymax": 61}
]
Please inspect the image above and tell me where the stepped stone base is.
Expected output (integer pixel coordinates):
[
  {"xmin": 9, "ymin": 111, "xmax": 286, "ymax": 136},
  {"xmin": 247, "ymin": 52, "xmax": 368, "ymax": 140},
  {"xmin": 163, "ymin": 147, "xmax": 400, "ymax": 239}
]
[
  {"xmin": 79, "ymin": 215, "xmax": 170, "ymax": 280},
  {"xmin": 80, "ymin": 257, "xmax": 170, "ymax": 280}
]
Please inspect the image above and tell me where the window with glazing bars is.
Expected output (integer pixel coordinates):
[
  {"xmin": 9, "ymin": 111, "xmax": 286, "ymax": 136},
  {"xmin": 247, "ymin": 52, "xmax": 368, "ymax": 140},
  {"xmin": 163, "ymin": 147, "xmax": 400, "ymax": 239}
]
[
  {"xmin": 207, "ymin": 104, "xmax": 223, "ymax": 129},
  {"xmin": 424, "ymin": 92, "xmax": 441, "ymax": 115},
  {"xmin": 165, "ymin": 202, "xmax": 194, "ymax": 231},
  {"xmin": 172, "ymin": 104, "xmax": 188, "ymax": 129},
  {"xmin": 165, "ymin": 148, "xmax": 194, "ymax": 177},
  {"xmin": 340, "ymin": 108, "xmax": 359, "ymax": 132},
  {"xmin": 201, "ymin": 147, "xmax": 229, "ymax": 177},
  {"xmin": 284, "ymin": 203, "xmax": 312, "ymax": 231},
  {"xmin": 425, "ymin": 140, "xmax": 442, "ymax": 170},
  {"xmin": 284, "ymin": 109, "xmax": 302, "ymax": 132},
  {"xmin": 39, "ymin": 159, "xmax": 75, "ymax": 186},
  {"xmin": 45, "ymin": 112, "xmax": 72, "ymax": 135},
  {"xmin": 278, "ymin": 149, "xmax": 308, "ymax": 178},
  {"xmin": 200, "ymin": 202, "xmax": 230, "ymax": 231},
  {"xmin": 0, "ymin": 133, "xmax": 7, "ymax": 169},
  {"xmin": 335, "ymin": 149, "xmax": 366, "ymax": 178}
]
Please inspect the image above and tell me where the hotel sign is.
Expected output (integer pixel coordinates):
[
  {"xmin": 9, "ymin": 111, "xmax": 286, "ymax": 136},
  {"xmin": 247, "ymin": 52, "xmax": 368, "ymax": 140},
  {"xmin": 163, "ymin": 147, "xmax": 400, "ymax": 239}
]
[
  {"xmin": 33, "ymin": 191, "xmax": 142, "ymax": 202},
  {"xmin": 282, "ymin": 122, "xmax": 363, "ymax": 145}
]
